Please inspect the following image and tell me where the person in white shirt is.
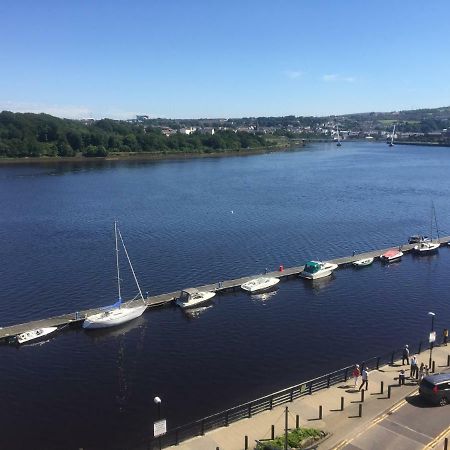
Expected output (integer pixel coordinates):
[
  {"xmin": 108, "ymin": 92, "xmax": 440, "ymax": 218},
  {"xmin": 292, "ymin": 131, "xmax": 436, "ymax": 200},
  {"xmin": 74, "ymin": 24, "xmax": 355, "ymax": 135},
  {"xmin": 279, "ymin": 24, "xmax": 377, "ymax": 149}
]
[{"xmin": 359, "ymin": 367, "xmax": 369, "ymax": 391}]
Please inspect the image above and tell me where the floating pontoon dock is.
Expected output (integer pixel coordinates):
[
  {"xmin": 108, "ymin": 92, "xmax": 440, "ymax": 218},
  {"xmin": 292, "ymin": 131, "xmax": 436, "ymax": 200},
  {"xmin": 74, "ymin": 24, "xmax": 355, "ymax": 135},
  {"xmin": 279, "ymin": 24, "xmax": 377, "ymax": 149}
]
[{"xmin": 1, "ymin": 237, "xmax": 449, "ymax": 341}]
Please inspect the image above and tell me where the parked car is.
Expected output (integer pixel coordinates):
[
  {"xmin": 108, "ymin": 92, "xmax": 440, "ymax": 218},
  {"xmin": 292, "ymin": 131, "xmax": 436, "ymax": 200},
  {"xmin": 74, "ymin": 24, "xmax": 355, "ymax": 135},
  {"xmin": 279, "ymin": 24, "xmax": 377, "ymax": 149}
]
[
  {"xmin": 419, "ymin": 373, "xmax": 450, "ymax": 406},
  {"xmin": 408, "ymin": 235, "xmax": 430, "ymax": 244}
]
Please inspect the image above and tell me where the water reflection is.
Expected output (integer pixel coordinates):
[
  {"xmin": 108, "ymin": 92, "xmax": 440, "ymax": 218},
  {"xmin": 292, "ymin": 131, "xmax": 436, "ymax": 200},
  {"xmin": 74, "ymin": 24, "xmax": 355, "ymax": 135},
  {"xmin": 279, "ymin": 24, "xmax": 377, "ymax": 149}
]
[
  {"xmin": 83, "ymin": 316, "xmax": 146, "ymax": 341},
  {"xmin": 302, "ymin": 275, "xmax": 335, "ymax": 292},
  {"xmin": 181, "ymin": 304, "xmax": 214, "ymax": 320},
  {"xmin": 250, "ymin": 290, "xmax": 278, "ymax": 302}
]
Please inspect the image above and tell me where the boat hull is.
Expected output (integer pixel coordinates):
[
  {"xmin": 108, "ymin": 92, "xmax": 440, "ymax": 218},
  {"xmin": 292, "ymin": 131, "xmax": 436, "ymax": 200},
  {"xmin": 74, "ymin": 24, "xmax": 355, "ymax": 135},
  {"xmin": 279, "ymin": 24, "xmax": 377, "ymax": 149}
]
[
  {"xmin": 352, "ymin": 258, "xmax": 374, "ymax": 267},
  {"xmin": 176, "ymin": 292, "xmax": 216, "ymax": 309},
  {"xmin": 241, "ymin": 277, "xmax": 280, "ymax": 293},
  {"xmin": 16, "ymin": 327, "xmax": 58, "ymax": 344},
  {"xmin": 299, "ymin": 263, "xmax": 338, "ymax": 280},
  {"xmin": 82, "ymin": 305, "xmax": 147, "ymax": 329},
  {"xmin": 413, "ymin": 243, "xmax": 439, "ymax": 254}
]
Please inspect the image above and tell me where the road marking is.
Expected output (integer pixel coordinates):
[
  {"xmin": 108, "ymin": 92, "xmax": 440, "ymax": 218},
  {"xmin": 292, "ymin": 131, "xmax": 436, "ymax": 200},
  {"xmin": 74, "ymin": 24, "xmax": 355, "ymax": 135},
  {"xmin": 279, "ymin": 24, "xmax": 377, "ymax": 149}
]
[
  {"xmin": 423, "ymin": 423, "xmax": 450, "ymax": 449},
  {"xmin": 330, "ymin": 391, "xmax": 416, "ymax": 449}
]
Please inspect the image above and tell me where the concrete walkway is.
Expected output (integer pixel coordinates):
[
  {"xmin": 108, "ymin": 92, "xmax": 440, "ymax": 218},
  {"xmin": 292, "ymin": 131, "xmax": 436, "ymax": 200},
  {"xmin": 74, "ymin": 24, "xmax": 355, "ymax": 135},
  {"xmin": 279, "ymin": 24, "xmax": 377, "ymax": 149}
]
[{"xmin": 172, "ymin": 345, "xmax": 450, "ymax": 450}]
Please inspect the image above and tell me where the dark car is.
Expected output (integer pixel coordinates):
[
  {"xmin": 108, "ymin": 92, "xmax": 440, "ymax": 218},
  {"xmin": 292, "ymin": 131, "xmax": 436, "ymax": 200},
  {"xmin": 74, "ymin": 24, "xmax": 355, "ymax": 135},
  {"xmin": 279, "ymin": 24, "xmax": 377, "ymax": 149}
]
[{"xmin": 419, "ymin": 373, "xmax": 450, "ymax": 406}]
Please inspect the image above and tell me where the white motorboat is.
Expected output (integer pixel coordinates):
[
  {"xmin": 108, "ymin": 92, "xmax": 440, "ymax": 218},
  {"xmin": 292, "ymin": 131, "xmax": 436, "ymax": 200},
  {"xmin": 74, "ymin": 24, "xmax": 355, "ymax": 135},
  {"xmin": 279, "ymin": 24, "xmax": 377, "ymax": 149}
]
[
  {"xmin": 176, "ymin": 288, "xmax": 216, "ymax": 309},
  {"xmin": 380, "ymin": 249, "xmax": 403, "ymax": 262},
  {"xmin": 241, "ymin": 276, "xmax": 280, "ymax": 293},
  {"xmin": 299, "ymin": 261, "xmax": 338, "ymax": 280},
  {"xmin": 83, "ymin": 222, "xmax": 147, "ymax": 330},
  {"xmin": 16, "ymin": 327, "xmax": 58, "ymax": 344},
  {"xmin": 352, "ymin": 257, "xmax": 374, "ymax": 267}
]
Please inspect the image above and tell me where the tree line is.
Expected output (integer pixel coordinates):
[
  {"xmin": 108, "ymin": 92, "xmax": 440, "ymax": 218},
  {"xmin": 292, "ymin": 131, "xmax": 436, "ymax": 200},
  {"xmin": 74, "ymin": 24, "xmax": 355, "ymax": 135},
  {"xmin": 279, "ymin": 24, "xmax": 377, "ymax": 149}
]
[{"xmin": 0, "ymin": 111, "xmax": 268, "ymax": 158}]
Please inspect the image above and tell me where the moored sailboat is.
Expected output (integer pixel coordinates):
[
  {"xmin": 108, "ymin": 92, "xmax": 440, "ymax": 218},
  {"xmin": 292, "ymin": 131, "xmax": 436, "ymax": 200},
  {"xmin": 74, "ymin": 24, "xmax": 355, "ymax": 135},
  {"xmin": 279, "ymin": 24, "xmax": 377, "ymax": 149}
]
[
  {"xmin": 388, "ymin": 124, "xmax": 396, "ymax": 147},
  {"xmin": 83, "ymin": 222, "xmax": 147, "ymax": 329},
  {"xmin": 413, "ymin": 203, "xmax": 440, "ymax": 254}
]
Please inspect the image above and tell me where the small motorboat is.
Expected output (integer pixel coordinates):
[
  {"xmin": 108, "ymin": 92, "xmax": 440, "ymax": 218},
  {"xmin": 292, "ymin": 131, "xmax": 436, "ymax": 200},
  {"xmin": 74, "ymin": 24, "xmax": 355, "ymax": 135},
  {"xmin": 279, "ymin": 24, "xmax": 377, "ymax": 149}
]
[
  {"xmin": 241, "ymin": 277, "xmax": 280, "ymax": 293},
  {"xmin": 352, "ymin": 257, "xmax": 374, "ymax": 267},
  {"xmin": 16, "ymin": 327, "xmax": 58, "ymax": 344},
  {"xmin": 176, "ymin": 288, "xmax": 216, "ymax": 309},
  {"xmin": 300, "ymin": 261, "xmax": 338, "ymax": 280},
  {"xmin": 380, "ymin": 249, "xmax": 403, "ymax": 262},
  {"xmin": 408, "ymin": 235, "xmax": 430, "ymax": 244}
]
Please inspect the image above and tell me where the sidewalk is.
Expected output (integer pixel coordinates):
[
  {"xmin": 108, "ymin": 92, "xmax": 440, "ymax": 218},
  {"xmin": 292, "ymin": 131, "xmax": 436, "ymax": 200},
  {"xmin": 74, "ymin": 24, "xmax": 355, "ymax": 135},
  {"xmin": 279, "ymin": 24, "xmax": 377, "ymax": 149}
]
[{"xmin": 172, "ymin": 345, "xmax": 450, "ymax": 450}]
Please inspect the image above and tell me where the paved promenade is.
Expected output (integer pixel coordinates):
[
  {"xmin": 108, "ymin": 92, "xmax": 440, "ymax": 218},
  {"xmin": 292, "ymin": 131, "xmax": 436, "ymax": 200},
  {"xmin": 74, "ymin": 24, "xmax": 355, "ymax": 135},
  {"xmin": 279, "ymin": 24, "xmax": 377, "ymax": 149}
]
[{"xmin": 173, "ymin": 345, "xmax": 450, "ymax": 450}]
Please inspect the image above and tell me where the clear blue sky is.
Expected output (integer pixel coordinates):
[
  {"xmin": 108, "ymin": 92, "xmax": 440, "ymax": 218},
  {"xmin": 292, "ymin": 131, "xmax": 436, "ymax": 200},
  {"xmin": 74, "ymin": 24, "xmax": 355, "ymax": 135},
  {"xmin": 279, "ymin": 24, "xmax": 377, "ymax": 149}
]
[{"xmin": 1, "ymin": 0, "xmax": 450, "ymax": 119}]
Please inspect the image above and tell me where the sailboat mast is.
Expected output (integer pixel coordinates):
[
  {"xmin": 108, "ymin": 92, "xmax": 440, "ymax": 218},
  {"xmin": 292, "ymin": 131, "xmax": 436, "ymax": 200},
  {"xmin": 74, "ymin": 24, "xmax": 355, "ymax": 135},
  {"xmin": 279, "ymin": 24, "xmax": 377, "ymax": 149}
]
[
  {"xmin": 115, "ymin": 221, "xmax": 122, "ymax": 301},
  {"xmin": 117, "ymin": 227, "xmax": 145, "ymax": 303}
]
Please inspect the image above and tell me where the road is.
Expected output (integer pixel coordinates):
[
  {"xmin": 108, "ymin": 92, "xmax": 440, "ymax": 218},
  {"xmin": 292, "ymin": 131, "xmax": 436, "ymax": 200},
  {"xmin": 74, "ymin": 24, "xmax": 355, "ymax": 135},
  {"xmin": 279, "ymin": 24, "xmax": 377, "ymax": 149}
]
[{"xmin": 334, "ymin": 388, "xmax": 450, "ymax": 450}]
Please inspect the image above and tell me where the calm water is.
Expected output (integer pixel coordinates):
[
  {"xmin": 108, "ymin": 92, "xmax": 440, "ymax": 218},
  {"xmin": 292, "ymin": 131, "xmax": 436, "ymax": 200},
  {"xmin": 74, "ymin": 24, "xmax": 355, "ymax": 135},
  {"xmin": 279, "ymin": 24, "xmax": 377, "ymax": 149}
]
[{"xmin": 1, "ymin": 142, "xmax": 450, "ymax": 449}]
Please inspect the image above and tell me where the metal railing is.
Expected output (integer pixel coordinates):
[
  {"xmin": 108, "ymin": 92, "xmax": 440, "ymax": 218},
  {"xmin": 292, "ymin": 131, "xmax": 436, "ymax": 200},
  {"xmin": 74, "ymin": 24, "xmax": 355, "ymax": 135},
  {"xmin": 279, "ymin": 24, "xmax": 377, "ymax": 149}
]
[{"xmin": 147, "ymin": 339, "xmax": 432, "ymax": 449}]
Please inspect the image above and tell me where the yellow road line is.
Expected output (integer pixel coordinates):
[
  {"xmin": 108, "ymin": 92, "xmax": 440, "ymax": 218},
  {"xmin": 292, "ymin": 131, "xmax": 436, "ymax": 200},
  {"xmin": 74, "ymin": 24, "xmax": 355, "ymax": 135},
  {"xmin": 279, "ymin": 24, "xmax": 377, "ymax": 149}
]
[
  {"xmin": 330, "ymin": 392, "xmax": 416, "ymax": 450},
  {"xmin": 423, "ymin": 423, "xmax": 450, "ymax": 449}
]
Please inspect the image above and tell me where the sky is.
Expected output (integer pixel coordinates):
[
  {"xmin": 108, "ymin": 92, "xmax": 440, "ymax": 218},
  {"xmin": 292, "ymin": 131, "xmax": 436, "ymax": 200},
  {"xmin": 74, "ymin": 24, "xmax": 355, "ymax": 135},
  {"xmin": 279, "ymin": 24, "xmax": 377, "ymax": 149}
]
[{"xmin": 1, "ymin": 0, "xmax": 450, "ymax": 119}]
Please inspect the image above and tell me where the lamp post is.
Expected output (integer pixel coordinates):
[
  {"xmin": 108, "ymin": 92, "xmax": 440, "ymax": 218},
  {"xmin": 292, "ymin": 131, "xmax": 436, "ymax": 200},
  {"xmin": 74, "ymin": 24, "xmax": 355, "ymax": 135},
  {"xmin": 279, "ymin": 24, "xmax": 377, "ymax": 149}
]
[
  {"xmin": 428, "ymin": 312, "xmax": 435, "ymax": 368},
  {"xmin": 154, "ymin": 396, "xmax": 162, "ymax": 450}
]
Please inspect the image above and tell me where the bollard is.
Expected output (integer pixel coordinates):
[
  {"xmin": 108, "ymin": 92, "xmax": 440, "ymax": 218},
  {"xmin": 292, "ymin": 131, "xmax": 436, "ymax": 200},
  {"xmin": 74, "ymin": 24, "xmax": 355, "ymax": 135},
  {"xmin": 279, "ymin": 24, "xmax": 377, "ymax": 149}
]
[
  {"xmin": 387, "ymin": 385, "xmax": 391, "ymax": 399},
  {"xmin": 319, "ymin": 405, "xmax": 323, "ymax": 420},
  {"xmin": 380, "ymin": 381, "xmax": 384, "ymax": 394},
  {"xmin": 296, "ymin": 414, "xmax": 300, "ymax": 428},
  {"xmin": 358, "ymin": 404, "xmax": 362, "ymax": 418},
  {"xmin": 447, "ymin": 354, "xmax": 450, "ymax": 366},
  {"xmin": 244, "ymin": 435, "xmax": 248, "ymax": 450},
  {"xmin": 361, "ymin": 389, "xmax": 365, "ymax": 403},
  {"xmin": 340, "ymin": 396, "xmax": 344, "ymax": 411},
  {"xmin": 271, "ymin": 425, "xmax": 275, "ymax": 440},
  {"xmin": 444, "ymin": 437, "xmax": 448, "ymax": 450},
  {"xmin": 432, "ymin": 360, "xmax": 435, "ymax": 373}
]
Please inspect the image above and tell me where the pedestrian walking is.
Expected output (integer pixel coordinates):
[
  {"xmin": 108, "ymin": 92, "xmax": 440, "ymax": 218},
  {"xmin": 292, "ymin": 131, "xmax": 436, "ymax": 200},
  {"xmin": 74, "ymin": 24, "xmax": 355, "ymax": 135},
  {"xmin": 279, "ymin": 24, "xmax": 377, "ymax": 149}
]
[
  {"xmin": 352, "ymin": 364, "xmax": 361, "ymax": 388},
  {"xmin": 424, "ymin": 364, "xmax": 429, "ymax": 376},
  {"xmin": 419, "ymin": 362, "xmax": 425, "ymax": 381},
  {"xmin": 410, "ymin": 355, "xmax": 418, "ymax": 379},
  {"xmin": 359, "ymin": 367, "xmax": 369, "ymax": 391},
  {"xmin": 402, "ymin": 344, "xmax": 410, "ymax": 365},
  {"xmin": 399, "ymin": 369, "xmax": 406, "ymax": 385},
  {"xmin": 443, "ymin": 328, "xmax": 448, "ymax": 346}
]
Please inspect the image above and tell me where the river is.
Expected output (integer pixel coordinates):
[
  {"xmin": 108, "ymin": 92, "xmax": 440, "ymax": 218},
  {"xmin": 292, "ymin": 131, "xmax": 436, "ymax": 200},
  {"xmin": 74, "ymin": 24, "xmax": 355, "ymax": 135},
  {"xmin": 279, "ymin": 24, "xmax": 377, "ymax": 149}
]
[{"xmin": 0, "ymin": 142, "xmax": 449, "ymax": 449}]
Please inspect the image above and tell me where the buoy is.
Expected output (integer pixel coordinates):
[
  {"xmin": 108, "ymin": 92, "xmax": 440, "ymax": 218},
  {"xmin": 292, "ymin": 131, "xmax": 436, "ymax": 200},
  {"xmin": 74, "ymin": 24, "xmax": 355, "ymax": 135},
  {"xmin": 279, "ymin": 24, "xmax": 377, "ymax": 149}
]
[{"xmin": 279, "ymin": 265, "xmax": 284, "ymax": 272}]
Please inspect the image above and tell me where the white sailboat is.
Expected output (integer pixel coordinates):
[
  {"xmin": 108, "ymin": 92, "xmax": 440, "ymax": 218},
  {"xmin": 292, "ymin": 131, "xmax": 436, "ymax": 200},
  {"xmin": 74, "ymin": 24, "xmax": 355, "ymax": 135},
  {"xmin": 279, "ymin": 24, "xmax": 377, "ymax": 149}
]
[
  {"xmin": 388, "ymin": 124, "xmax": 395, "ymax": 147},
  {"xmin": 336, "ymin": 124, "xmax": 342, "ymax": 147},
  {"xmin": 83, "ymin": 222, "xmax": 147, "ymax": 329},
  {"xmin": 413, "ymin": 204, "xmax": 440, "ymax": 254}
]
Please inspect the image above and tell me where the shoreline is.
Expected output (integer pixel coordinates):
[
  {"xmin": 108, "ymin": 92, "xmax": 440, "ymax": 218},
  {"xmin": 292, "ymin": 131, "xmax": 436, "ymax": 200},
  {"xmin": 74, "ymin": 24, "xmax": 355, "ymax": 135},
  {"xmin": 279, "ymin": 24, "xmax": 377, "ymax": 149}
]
[{"xmin": 0, "ymin": 143, "xmax": 301, "ymax": 165}]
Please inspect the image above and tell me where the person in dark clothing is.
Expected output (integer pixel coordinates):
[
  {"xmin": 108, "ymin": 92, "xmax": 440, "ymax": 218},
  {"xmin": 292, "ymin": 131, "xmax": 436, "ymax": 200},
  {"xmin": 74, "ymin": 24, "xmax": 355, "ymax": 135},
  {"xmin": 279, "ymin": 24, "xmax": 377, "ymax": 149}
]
[
  {"xmin": 399, "ymin": 369, "xmax": 406, "ymax": 385},
  {"xmin": 402, "ymin": 345, "xmax": 410, "ymax": 365}
]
